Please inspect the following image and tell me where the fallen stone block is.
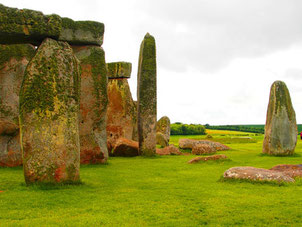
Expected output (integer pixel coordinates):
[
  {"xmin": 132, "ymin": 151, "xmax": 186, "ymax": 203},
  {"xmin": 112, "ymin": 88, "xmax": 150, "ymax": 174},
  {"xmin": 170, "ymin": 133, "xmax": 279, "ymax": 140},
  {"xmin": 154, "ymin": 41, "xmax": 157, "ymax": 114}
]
[
  {"xmin": 223, "ymin": 166, "xmax": 295, "ymax": 183},
  {"xmin": 188, "ymin": 154, "xmax": 228, "ymax": 163}
]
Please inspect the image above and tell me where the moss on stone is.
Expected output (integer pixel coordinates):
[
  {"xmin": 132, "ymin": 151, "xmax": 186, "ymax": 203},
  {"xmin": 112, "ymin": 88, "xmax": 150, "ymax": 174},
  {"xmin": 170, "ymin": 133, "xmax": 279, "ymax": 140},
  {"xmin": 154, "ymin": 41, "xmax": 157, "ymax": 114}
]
[
  {"xmin": 0, "ymin": 4, "xmax": 61, "ymax": 45},
  {"xmin": 137, "ymin": 33, "xmax": 157, "ymax": 114},
  {"xmin": 59, "ymin": 18, "xmax": 104, "ymax": 46},
  {"xmin": 137, "ymin": 33, "xmax": 157, "ymax": 156},
  {"xmin": 0, "ymin": 4, "xmax": 103, "ymax": 46},
  {"xmin": 0, "ymin": 44, "xmax": 35, "ymax": 69},
  {"xmin": 271, "ymin": 81, "xmax": 295, "ymax": 121},
  {"xmin": 107, "ymin": 62, "xmax": 132, "ymax": 79},
  {"xmin": 79, "ymin": 47, "xmax": 108, "ymax": 118},
  {"xmin": 19, "ymin": 38, "xmax": 80, "ymax": 121}
]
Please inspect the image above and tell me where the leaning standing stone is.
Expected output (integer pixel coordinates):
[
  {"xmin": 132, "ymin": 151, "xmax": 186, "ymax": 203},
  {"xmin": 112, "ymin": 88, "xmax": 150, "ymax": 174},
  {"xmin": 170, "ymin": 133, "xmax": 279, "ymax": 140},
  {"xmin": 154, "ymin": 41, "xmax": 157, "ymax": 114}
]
[
  {"xmin": 262, "ymin": 81, "xmax": 297, "ymax": 156},
  {"xmin": 137, "ymin": 33, "xmax": 157, "ymax": 156},
  {"xmin": 19, "ymin": 38, "xmax": 81, "ymax": 184},
  {"xmin": 72, "ymin": 45, "xmax": 108, "ymax": 164},
  {"xmin": 0, "ymin": 44, "xmax": 35, "ymax": 167}
]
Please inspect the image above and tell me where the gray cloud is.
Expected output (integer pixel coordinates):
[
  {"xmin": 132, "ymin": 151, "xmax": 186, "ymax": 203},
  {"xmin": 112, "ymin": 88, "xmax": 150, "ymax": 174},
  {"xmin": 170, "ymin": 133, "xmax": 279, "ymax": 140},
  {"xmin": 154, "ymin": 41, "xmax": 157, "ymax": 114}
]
[
  {"xmin": 135, "ymin": 0, "xmax": 302, "ymax": 72},
  {"xmin": 284, "ymin": 68, "xmax": 302, "ymax": 80}
]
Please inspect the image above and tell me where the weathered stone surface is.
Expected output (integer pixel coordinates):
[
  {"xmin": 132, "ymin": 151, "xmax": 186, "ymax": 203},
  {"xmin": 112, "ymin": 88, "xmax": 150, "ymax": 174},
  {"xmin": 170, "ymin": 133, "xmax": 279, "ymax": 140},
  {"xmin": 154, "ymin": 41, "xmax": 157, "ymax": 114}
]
[
  {"xmin": 223, "ymin": 166, "xmax": 294, "ymax": 183},
  {"xmin": 270, "ymin": 164, "xmax": 302, "ymax": 178},
  {"xmin": 188, "ymin": 154, "xmax": 228, "ymax": 164},
  {"xmin": 107, "ymin": 62, "xmax": 132, "ymax": 79},
  {"xmin": 0, "ymin": 4, "xmax": 61, "ymax": 45},
  {"xmin": 263, "ymin": 81, "xmax": 297, "ymax": 156},
  {"xmin": 0, "ymin": 44, "xmax": 35, "ymax": 167},
  {"xmin": 156, "ymin": 144, "xmax": 182, "ymax": 156},
  {"xmin": 0, "ymin": 4, "xmax": 104, "ymax": 46},
  {"xmin": 137, "ymin": 33, "xmax": 157, "ymax": 156},
  {"xmin": 112, "ymin": 138, "xmax": 139, "ymax": 157},
  {"xmin": 106, "ymin": 77, "xmax": 137, "ymax": 155},
  {"xmin": 59, "ymin": 18, "xmax": 104, "ymax": 46},
  {"xmin": 179, "ymin": 139, "xmax": 230, "ymax": 151},
  {"xmin": 156, "ymin": 132, "xmax": 169, "ymax": 148},
  {"xmin": 191, "ymin": 144, "xmax": 216, "ymax": 155},
  {"xmin": 19, "ymin": 38, "xmax": 81, "ymax": 184},
  {"xmin": 156, "ymin": 116, "xmax": 170, "ymax": 142},
  {"xmin": 72, "ymin": 45, "xmax": 108, "ymax": 164}
]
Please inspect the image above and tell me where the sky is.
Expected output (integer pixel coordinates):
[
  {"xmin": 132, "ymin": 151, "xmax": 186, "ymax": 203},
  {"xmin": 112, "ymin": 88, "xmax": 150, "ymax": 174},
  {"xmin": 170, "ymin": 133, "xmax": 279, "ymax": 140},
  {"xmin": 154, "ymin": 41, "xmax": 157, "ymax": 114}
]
[{"xmin": 2, "ymin": 0, "xmax": 302, "ymax": 125}]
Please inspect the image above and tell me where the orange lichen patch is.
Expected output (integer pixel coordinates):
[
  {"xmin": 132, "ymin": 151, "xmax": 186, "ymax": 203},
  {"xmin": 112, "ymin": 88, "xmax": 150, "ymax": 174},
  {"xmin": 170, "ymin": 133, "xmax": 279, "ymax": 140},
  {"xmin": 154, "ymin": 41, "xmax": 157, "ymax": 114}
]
[
  {"xmin": 54, "ymin": 166, "xmax": 66, "ymax": 182},
  {"xmin": 80, "ymin": 64, "xmax": 92, "ymax": 78},
  {"xmin": 0, "ymin": 191, "xmax": 4, "ymax": 193},
  {"xmin": 23, "ymin": 26, "xmax": 29, "ymax": 35}
]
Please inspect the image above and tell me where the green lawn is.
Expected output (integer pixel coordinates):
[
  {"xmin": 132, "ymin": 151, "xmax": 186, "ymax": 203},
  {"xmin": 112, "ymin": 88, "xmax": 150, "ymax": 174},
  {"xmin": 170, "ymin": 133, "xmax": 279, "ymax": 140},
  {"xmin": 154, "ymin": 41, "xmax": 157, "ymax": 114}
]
[{"xmin": 1, "ymin": 131, "xmax": 302, "ymax": 226}]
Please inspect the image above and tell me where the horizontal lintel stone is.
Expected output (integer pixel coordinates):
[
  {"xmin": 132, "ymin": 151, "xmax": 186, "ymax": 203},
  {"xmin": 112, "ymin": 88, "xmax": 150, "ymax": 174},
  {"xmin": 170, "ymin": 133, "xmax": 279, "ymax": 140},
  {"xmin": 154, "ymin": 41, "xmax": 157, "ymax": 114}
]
[
  {"xmin": 107, "ymin": 62, "xmax": 132, "ymax": 79},
  {"xmin": 0, "ymin": 4, "xmax": 104, "ymax": 46}
]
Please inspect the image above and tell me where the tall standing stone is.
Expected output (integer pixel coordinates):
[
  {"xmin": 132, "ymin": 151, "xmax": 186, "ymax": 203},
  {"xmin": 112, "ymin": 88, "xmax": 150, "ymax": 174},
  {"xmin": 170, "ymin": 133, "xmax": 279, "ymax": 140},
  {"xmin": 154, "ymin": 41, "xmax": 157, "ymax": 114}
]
[
  {"xmin": 106, "ymin": 62, "xmax": 137, "ymax": 154},
  {"xmin": 0, "ymin": 44, "xmax": 35, "ymax": 167},
  {"xmin": 263, "ymin": 80, "xmax": 297, "ymax": 156},
  {"xmin": 137, "ymin": 33, "xmax": 157, "ymax": 156},
  {"xmin": 72, "ymin": 46, "xmax": 108, "ymax": 164},
  {"xmin": 19, "ymin": 38, "xmax": 81, "ymax": 184}
]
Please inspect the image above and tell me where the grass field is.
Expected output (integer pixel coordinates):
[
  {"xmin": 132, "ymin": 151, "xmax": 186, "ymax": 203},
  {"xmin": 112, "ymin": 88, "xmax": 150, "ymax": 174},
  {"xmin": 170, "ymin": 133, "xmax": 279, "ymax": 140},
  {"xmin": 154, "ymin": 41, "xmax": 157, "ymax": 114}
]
[{"xmin": 1, "ymin": 130, "xmax": 302, "ymax": 226}]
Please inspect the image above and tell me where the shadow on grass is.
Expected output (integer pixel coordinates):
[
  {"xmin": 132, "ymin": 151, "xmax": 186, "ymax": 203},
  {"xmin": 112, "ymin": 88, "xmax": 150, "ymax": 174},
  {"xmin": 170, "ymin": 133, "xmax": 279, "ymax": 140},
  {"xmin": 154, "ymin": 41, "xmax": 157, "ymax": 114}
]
[
  {"xmin": 21, "ymin": 180, "xmax": 85, "ymax": 190},
  {"xmin": 258, "ymin": 153, "xmax": 301, "ymax": 157},
  {"xmin": 218, "ymin": 176, "xmax": 293, "ymax": 187}
]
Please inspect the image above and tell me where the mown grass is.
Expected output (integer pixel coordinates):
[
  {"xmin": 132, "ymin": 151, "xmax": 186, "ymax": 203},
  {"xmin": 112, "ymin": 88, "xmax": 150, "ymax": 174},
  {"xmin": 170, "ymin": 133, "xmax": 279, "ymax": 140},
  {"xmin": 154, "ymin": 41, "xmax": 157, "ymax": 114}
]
[{"xmin": 1, "ymin": 130, "xmax": 302, "ymax": 226}]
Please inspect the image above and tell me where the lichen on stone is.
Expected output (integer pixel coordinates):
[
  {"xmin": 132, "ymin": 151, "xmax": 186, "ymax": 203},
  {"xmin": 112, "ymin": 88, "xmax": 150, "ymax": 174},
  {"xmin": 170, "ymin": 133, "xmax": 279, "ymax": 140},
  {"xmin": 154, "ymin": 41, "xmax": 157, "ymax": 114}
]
[
  {"xmin": 137, "ymin": 33, "xmax": 157, "ymax": 156},
  {"xmin": 107, "ymin": 62, "xmax": 132, "ymax": 79}
]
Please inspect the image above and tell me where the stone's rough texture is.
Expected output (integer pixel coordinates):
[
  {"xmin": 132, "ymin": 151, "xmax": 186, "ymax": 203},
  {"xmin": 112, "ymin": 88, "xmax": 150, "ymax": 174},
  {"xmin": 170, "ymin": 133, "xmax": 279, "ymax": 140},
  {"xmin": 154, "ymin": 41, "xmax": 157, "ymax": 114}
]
[
  {"xmin": 0, "ymin": 4, "xmax": 104, "ymax": 46},
  {"xmin": 72, "ymin": 45, "xmax": 108, "ymax": 164},
  {"xmin": 137, "ymin": 33, "xmax": 157, "ymax": 156},
  {"xmin": 263, "ymin": 81, "xmax": 297, "ymax": 156},
  {"xmin": 270, "ymin": 164, "xmax": 302, "ymax": 178},
  {"xmin": 156, "ymin": 132, "xmax": 169, "ymax": 148},
  {"xmin": 156, "ymin": 116, "xmax": 170, "ymax": 142},
  {"xmin": 0, "ymin": 44, "xmax": 35, "ymax": 167},
  {"xmin": 179, "ymin": 139, "xmax": 230, "ymax": 151},
  {"xmin": 223, "ymin": 167, "xmax": 295, "ymax": 183},
  {"xmin": 112, "ymin": 138, "xmax": 139, "ymax": 157},
  {"xmin": 188, "ymin": 154, "xmax": 228, "ymax": 164},
  {"xmin": 59, "ymin": 18, "xmax": 104, "ymax": 46},
  {"xmin": 156, "ymin": 144, "xmax": 182, "ymax": 155},
  {"xmin": 191, "ymin": 144, "xmax": 216, "ymax": 155},
  {"xmin": 0, "ymin": 4, "xmax": 61, "ymax": 45},
  {"xmin": 107, "ymin": 62, "xmax": 132, "ymax": 79},
  {"xmin": 19, "ymin": 38, "xmax": 81, "ymax": 184},
  {"xmin": 106, "ymin": 78, "xmax": 137, "ymax": 155}
]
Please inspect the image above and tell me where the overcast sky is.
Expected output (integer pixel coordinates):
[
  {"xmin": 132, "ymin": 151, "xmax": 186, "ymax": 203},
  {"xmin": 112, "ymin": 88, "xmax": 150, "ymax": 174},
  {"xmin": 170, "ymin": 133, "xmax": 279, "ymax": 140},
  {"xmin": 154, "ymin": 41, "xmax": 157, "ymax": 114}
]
[{"xmin": 2, "ymin": 0, "xmax": 302, "ymax": 125}]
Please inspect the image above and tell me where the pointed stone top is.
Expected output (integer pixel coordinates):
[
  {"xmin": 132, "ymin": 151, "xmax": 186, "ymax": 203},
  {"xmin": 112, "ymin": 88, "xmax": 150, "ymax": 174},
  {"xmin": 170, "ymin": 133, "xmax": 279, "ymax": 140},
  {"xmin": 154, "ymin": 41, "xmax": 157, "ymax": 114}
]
[
  {"xmin": 107, "ymin": 62, "xmax": 132, "ymax": 79},
  {"xmin": 144, "ymin": 32, "xmax": 154, "ymax": 40}
]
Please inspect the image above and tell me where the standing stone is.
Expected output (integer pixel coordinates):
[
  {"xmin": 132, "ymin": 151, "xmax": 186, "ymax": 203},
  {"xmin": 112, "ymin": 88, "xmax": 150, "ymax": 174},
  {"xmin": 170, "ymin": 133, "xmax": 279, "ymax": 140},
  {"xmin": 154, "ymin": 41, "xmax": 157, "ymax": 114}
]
[
  {"xmin": 137, "ymin": 33, "xmax": 157, "ymax": 156},
  {"xmin": 156, "ymin": 116, "xmax": 170, "ymax": 147},
  {"xmin": 106, "ymin": 62, "xmax": 137, "ymax": 154},
  {"xmin": 19, "ymin": 38, "xmax": 81, "ymax": 184},
  {"xmin": 72, "ymin": 46, "xmax": 108, "ymax": 164},
  {"xmin": 263, "ymin": 81, "xmax": 297, "ymax": 156},
  {"xmin": 0, "ymin": 44, "xmax": 35, "ymax": 167}
]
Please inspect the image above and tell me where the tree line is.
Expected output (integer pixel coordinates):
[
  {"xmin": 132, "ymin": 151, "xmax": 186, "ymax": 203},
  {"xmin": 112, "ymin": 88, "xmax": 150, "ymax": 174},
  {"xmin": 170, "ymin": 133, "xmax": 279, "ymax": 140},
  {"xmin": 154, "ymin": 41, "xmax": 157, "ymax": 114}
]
[{"xmin": 170, "ymin": 123, "xmax": 206, "ymax": 135}]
